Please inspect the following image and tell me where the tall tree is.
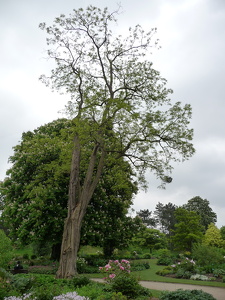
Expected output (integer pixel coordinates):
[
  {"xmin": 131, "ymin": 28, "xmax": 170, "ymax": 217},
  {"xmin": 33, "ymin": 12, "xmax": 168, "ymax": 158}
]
[
  {"xmin": 172, "ymin": 208, "xmax": 203, "ymax": 251},
  {"xmin": 136, "ymin": 209, "xmax": 156, "ymax": 228},
  {"xmin": 183, "ymin": 196, "xmax": 217, "ymax": 232},
  {"xmin": 0, "ymin": 118, "xmax": 138, "ymax": 259},
  {"xmin": 39, "ymin": 6, "xmax": 195, "ymax": 277},
  {"xmin": 154, "ymin": 202, "xmax": 177, "ymax": 234}
]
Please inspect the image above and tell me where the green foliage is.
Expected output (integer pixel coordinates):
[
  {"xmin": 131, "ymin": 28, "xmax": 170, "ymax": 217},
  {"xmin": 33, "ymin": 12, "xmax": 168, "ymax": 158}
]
[
  {"xmin": 97, "ymin": 292, "xmax": 128, "ymax": 300},
  {"xmin": 192, "ymin": 243, "xmax": 225, "ymax": 268},
  {"xmin": 156, "ymin": 249, "xmax": 175, "ymax": 266},
  {"xmin": 136, "ymin": 209, "xmax": 156, "ymax": 227},
  {"xmin": 172, "ymin": 208, "xmax": 204, "ymax": 251},
  {"xmin": 154, "ymin": 202, "xmax": 177, "ymax": 235},
  {"xmin": 220, "ymin": 226, "xmax": 225, "ymax": 240},
  {"xmin": 212, "ymin": 269, "xmax": 225, "ymax": 278},
  {"xmin": 132, "ymin": 227, "xmax": 167, "ymax": 252},
  {"xmin": 110, "ymin": 274, "xmax": 151, "ymax": 299},
  {"xmin": 0, "ymin": 230, "xmax": 13, "ymax": 268},
  {"xmin": 183, "ymin": 196, "xmax": 217, "ymax": 232},
  {"xmin": 160, "ymin": 289, "xmax": 216, "ymax": 300},
  {"xmin": 71, "ymin": 275, "xmax": 91, "ymax": 287},
  {"xmin": 11, "ymin": 274, "xmax": 34, "ymax": 294},
  {"xmin": 75, "ymin": 282, "xmax": 107, "ymax": 300},
  {"xmin": 1, "ymin": 118, "xmax": 139, "ymax": 258},
  {"xmin": 130, "ymin": 261, "xmax": 150, "ymax": 271},
  {"xmin": 204, "ymin": 223, "xmax": 225, "ymax": 248}
]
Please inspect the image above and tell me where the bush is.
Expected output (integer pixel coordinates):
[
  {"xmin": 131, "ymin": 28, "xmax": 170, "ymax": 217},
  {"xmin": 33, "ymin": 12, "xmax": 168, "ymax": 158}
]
[
  {"xmin": 97, "ymin": 292, "xmax": 128, "ymax": 300},
  {"xmin": 141, "ymin": 253, "xmax": 151, "ymax": 259},
  {"xmin": 71, "ymin": 275, "xmax": 91, "ymax": 287},
  {"xmin": 75, "ymin": 282, "xmax": 107, "ymax": 299},
  {"xmin": 156, "ymin": 267, "xmax": 173, "ymax": 276},
  {"xmin": 213, "ymin": 268, "xmax": 225, "ymax": 278},
  {"xmin": 110, "ymin": 274, "xmax": 151, "ymax": 299},
  {"xmin": 0, "ymin": 230, "xmax": 13, "ymax": 268},
  {"xmin": 192, "ymin": 244, "xmax": 224, "ymax": 267},
  {"xmin": 11, "ymin": 274, "xmax": 34, "ymax": 294},
  {"xmin": 160, "ymin": 289, "xmax": 216, "ymax": 300},
  {"xmin": 130, "ymin": 261, "xmax": 150, "ymax": 271}
]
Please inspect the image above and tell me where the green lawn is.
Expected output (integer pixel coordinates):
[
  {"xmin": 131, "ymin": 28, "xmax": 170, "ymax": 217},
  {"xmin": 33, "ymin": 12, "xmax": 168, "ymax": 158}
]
[{"xmin": 89, "ymin": 259, "xmax": 225, "ymax": 288}]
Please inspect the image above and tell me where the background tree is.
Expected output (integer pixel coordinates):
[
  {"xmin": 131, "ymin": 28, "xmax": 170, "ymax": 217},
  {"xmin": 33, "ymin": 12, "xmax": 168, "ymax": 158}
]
[
  {"xmin": 39, "ymin": 5, "xmax": 195, "ymax": 277},
  {"xmin": 154, "ymin": 202, "xmax": 177, "ymax": 243},
  {"xmin": 0, "ymin": 118, "xmax": 138, "ymax": 259},
  {"xmin": 0, "ymin": 229, "xmax": 13, "ymax": 268},
  {"xmin": 183, "ymin": 196, "xmax": 217, "ymax": 232},
  {"xmin": 204, "ymin": 223, "xmax": 225, "ymax": 248},
  {"xmin": 220, "ymin": 226, "xmax": 225, "ymax": 240},
  {"xmin": 136, "ymin": 209, "xmax": 156, "ymax": 228},
  {"xmin": 132, "ymin": 227, "xmax": 167, "ymax": 253},
  {"xmin": 172, "ymin": 208, "xmax": 203, "ymax": 251}
]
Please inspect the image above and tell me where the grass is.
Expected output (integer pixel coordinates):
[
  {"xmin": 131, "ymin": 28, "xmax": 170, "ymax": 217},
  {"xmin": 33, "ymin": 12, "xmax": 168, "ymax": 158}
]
[
  {"xmin": 89, "ymin": 259, "xmax": 225, "ymax": 288},
  {"xmin": 13, "ymin": 245, "xmax": 34, "ymax": 257}
]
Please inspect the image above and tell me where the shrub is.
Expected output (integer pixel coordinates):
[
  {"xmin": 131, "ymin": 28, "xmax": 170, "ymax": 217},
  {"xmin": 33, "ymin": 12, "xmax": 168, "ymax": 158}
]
[
  {"xmin": 213, "ymin": 268, "xmax": 225, "ymax": 278},
  {"xmin": 11, "ymin": 274, "xmax": 34, "ymax": 294},
  {"xmin": 175, "ymin": 269, "xmax": 192, "ymax": 279},
  {"xmin": 22, "ymin": 254, "xmax": 29, "ymax": 260},
  {"xmin": 157, "ymin": 250, "xmax": 175, "ymax": 266},
  {"xmin": 141, "ymin": 253, "xmax": 151, "ymax": 259},
  {"xmin": 71, "ymin": 275, "xmax": 91, "ymax": 287},
  {"xmin": 156, "ymin": 267, "xmax": 173, "ymax": 276},
  {"xmin": 192, "ymin": 244, "xmax": 224, "ymax": 267},
  {"xmin": 32, "ymin": 283, "xmax": 62, "ymax": 300},
  {"xmin": 75, "ymin": 282, "xmax": 106, "ymax": 299},
  {"xmin": 160, "ymin": 289, "xmax": 216, "ymax": 300},
  {"xmin": 130, "ymin": 261, "xmax": 150, "ymax": 271},
  {"xmin": 97, "ymin": 292, "xmax": 128, "ymax": 300},
  {"xmin": 0, "ymin": 230, "xmax": 13, "ymax": 268},
  {"xmin": 157, "ymin": 256, "xmax": 173, "ymax": 266},
  {"xmin": 110, "ymin": 274, "xmax": 151, "ymax": 299}
]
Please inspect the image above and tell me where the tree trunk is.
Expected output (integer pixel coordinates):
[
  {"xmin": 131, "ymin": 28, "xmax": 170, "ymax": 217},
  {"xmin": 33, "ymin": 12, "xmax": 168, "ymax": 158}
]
[
  {"xmin": 56, "ymin": 203, "xmax": 83, "ymax": 278},
  {"xmin": 56, "ymin": 135, "xmax": 106, "ymax": 278}
]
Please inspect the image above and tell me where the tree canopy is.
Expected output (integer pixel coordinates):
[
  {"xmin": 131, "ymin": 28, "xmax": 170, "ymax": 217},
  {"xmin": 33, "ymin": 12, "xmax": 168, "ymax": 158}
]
[
  {"xmin": 204, "ymin": 223, "xmax": 225, "ymax": 248},
  {"xmin": 183, "ymin": 196, "xmax": 217, "ymax": 232},
  {"xmin": 38, "ymin": 5, "xmax": 195, "ymax": 277},
  {"xmin": 172, "ymin": 208, "xmax": 203, "ymax": 251},
  {"xmin": 0, "ymin": 118, "xmax": 141, "ymax": 258}
]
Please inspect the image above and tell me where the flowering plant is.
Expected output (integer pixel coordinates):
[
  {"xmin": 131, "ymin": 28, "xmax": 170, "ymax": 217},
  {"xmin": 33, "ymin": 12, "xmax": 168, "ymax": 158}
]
[
  {"xmin": 4, "ymin": 292, "xmax": 89, "ymax": 300},
  {"xmin": 99, "ymin": 259, "xmax": 131, "ymax": 282},
  {"xmin": 171, "ymin": 257, "xmax": 196, "ymax": 273}
]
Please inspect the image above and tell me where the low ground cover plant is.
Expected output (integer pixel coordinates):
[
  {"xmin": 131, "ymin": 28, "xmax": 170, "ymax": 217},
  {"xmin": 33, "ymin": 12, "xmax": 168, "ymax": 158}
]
[{"xmin": 159, "ymin": 289, "xmax": 216, "ymax": 300}]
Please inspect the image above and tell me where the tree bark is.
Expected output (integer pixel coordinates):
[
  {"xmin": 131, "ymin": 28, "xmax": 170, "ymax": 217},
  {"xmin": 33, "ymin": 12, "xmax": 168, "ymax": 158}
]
[
  {"xmin": 56, "ymin": 135, "xmax": 106, "ymax": 278},
  {"xmin": 56, "ymin": 203, "xmax": 84, "ymax": 278}
]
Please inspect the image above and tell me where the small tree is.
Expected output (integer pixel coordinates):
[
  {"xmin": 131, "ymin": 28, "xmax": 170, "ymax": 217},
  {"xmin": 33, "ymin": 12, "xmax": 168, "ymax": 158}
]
[
  {"xmin": 172, "ymin": 208, "xmax": 203, "ymax": 251},
  {"xmin": 183, "ymin": 196, "xmax": 217, "ymax": 232},
  {"xmin": 136, "ymin": 209, "xmax": 156, "ymax": 228},
  {"xmin": 204, "ymin": 223, "xmax": 225, "ymax": 248},
  {"xmin": 39, "ymin": 6, "xmax": 195, "ymax": 277},
  {"xmin": 132, "ymin": 227, "xmax": 167, "ymax": 252}
]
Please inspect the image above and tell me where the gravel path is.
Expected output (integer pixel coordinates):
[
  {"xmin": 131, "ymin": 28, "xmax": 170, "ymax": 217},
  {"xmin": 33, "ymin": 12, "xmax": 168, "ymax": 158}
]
[{"xmin": 91, "ymin": 278, "xmax": 225, "ymax": 300}]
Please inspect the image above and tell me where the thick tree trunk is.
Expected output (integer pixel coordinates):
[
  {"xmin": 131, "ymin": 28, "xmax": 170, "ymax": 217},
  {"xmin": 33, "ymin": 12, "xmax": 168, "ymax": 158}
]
[
  {"xmin": 56, "ymin": 203, "xmax": 83, "ymax": 278},
  {"xmin": 56, "ymin": 134, "xmax": 106, "ymax": 278}
]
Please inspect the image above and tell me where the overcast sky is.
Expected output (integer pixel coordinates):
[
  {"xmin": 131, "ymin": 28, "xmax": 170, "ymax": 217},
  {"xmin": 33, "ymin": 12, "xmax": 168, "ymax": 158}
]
[{"xmin": 1, "ymin": 0, "xmax": 225, "ymax": 227}]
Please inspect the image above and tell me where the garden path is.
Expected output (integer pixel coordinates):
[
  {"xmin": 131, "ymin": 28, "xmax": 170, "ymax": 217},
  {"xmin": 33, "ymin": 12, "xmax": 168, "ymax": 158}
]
[{"xmin": 91, "ymin": 278, "xmax": 225, "ymax": 300}]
